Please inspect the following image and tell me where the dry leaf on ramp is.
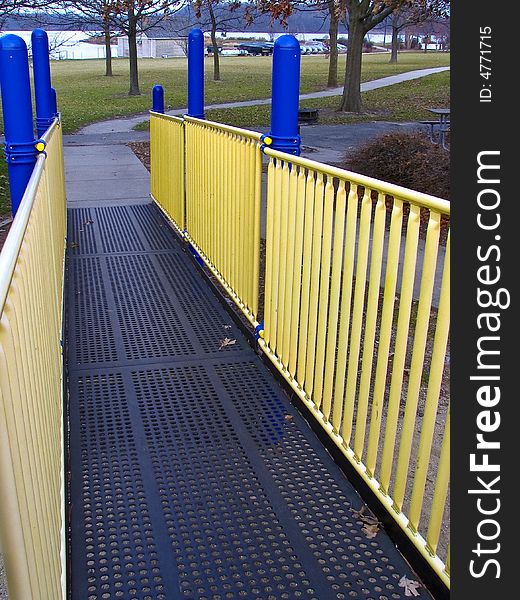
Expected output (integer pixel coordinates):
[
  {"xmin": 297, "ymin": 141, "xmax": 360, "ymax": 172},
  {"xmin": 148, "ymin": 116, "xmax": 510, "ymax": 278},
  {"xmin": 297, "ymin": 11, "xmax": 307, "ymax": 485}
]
[
  {"xmin": 398, "ymin": 575, "xmax": 422, "ymax": 597},
  {"xmin": 218, "ymin": 337, "xmax": 236, "ymax": 350}
]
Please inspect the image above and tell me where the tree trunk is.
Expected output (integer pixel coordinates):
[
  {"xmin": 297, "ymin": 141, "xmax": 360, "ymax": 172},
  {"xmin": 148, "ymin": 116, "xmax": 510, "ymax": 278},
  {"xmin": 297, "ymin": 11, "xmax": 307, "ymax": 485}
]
[
  {"xmin": 390, "ymin": 24, "xmax": 399, "ymax": 63},
  {"xmin": 127, "ymin": 11, "xmax": 140, "ymax": 96},
  {"xmin": 104, "ymin": 20, "xmax": 112, "ymax": 77},
  {"xmin": 338, "ymin": 16, "xmax": 364, "ymax": 112},
  {"xmin": 327, "ymin": 0, "xmax": 339, "ymax": 88},
  {"xmin": 209, "ymin": 3, "xmax": 220, "ymax": 81}
]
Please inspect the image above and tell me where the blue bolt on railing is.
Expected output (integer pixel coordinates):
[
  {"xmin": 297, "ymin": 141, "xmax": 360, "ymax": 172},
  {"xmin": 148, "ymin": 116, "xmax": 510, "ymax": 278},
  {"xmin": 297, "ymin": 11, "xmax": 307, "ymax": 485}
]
[
  {"xmin": 187, "ymin": 28, "xmax": 205, "ymax": 119},
  {"xmin": 0, "ymin": 34, "xmax": 38, "ymax": 216},
  {"xmin": 267, "ymin": 34, "xmax": 301, "ymax": 156},
  {"xmin": 32, "ymin": 29, "xmax": 55, "ymax": 137}
]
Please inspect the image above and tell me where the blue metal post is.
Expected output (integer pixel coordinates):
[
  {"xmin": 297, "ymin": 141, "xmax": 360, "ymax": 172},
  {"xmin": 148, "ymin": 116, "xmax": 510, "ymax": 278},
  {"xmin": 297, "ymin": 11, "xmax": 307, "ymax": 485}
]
[
  {"xmin": 50, "ymin": 86, "xmax": 58, "ymax": 116},
  {"xmin": 0, "ymin": 34, "xmax": 37, "ymax": 216},
  {"xmin": 152, "ymin": 84, "xmax": 164, "ymax": 113},
  {"xmin": 268, "ymin": 35, "xmax": 301, "ymax": 156},
  {"xmin": 187, "ymin": 28, "xmax": 205, "ymax": 119},
  {"xmin": 31, "ymin": 29, "xmax": 54, "ymax": 137}
]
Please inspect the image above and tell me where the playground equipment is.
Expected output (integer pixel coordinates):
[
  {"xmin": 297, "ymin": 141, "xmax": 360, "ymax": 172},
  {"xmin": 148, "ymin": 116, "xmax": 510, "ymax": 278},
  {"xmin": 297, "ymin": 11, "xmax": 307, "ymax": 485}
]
[{"xmin": 0, "ymin": 27, "xmax": 450, "ymax": 600}]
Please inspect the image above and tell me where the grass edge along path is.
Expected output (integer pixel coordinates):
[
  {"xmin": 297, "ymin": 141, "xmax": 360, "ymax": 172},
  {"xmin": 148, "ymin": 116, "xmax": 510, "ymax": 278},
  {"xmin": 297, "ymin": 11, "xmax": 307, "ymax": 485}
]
[{"xmin": 132, "ymin": 69, "xmax": 449, "ymax": 131}]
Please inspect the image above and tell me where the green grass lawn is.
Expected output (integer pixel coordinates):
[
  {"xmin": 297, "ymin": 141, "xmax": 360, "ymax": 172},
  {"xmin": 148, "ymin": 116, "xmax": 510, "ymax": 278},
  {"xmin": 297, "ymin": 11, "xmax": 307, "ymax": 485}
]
[{"xmin": 205, "ymin": 70, "xmax": 450, "ymax": 128}]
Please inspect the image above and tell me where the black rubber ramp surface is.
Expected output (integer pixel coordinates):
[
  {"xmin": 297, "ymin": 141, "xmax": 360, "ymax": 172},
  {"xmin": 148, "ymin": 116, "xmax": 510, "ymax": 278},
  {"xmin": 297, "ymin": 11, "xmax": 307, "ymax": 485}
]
[{"xmin": 65, "ymin": 202, "xmax": 432, "ymax": 600}]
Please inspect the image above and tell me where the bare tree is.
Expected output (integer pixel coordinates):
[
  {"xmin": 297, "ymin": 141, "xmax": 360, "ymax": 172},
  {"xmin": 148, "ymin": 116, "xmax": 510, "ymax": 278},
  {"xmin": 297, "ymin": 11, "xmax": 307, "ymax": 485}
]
[
  {"xmin": 193, "ymin": 0, "xmax": 248, "ymax": 81},
  {"xmin": 258, "ymin": 0, "xmax": 346, "ymax": 89},
  {"xmin": 389, "ymin": 0, "xmax": 448, "ymax": 63},
  {"xmin": 109, "ymin": 1, "xmax": 186, "ymax": 95},
  {"xmin": 57, "ymin": 1, "xmax": 118, "ymax": 76}
]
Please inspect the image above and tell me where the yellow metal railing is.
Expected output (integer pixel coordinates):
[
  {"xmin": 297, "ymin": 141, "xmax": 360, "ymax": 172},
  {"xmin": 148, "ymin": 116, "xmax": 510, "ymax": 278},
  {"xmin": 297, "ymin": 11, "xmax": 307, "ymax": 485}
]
[
  {"xmin": 0, "ymin": 118, "xmax": 67, "ymax": 599},
  {"xmin": 259, "ymin": 147, "xmax": 450, "ymax": 587},
  {"xmin": 184, "ymin": 117, "xmax": 263, "ymax": 326},
  {"xmin": 150, "ymin": 116, "xmax": 450, "ymax": 588},
  {"xmin": 150, "ymin": 112, "xmax": 185, "ymax": 233}
]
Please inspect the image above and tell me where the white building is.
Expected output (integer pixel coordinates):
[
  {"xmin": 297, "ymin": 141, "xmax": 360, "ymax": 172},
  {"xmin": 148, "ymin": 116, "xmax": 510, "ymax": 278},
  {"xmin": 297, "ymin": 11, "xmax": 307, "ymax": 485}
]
[
  {"xmin": 0, "ymin": 30, "xmax": 118, "ymax": 60},
  {"xmin": 117, "ymin": 30, "xmax": 187, "ymax": 59}
]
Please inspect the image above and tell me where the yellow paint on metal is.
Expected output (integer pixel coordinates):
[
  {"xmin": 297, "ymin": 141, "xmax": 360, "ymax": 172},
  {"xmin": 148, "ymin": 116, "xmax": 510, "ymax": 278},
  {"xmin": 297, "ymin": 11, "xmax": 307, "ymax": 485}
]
[
  {"xmin": 0, "ymin": 118, "xmax": 67, "ymax": 600},
  {"xmin": 304, "ymin": 172, "xmax": 324, "ymax": 401},
  {"xmin": 342, "ymin": 186, "xmax": 372, "ymax": 447},
  {"xmin": 409, "ymin": 233, "xmax": 450, "ymax": 530},
  {"xmin": 181, "ymin": 117, "xmax": 262, "ymax": 326},
  {"xmin": 150, "ymin": 112, "xmax": 185, "ymax": 234},
  {"xmin": 151, "ymin": 120, "xmax": 451, "ymax": 589},
  {"xmin": 353, "ymin": 191, "xmax": 386, "ymax": 460},
  {"xmin": 379, "ymin": 203, "xmax": 421, "ymax": 493},
  {"xmin": 321, "ymin": 183, "xmax": 346, "ymax": 422},
  {"xmin": 365, "ymin": 199, "xmax": 404, "ymax": 475},
  {"xmin": 393, "ymin": 211, "xmax": 441, "ymax": 511},
  {"xmin": 295, "ymin": 172, "xmax": 316, "ymax": 386},
  {"xmin": 331, "ymin": 183, "xmax": 359, "ymax": 434},
  {"xmin": 313, "ymin": 178, "xmax": 334, "ymax": 410},
  {"xmin": 261, "ymin": 147, "xmax": 450, "ymax": 588}
]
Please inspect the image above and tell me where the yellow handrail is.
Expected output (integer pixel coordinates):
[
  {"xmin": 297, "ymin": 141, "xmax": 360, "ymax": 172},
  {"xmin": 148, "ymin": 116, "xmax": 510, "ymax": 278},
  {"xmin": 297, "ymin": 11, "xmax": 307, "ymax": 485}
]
[
  {"xmin": 150, "ymin": 115, "xmax": 451, "ymax": 589},
  {"xmin": 0, "ymin": 118, "xmax": 67, "ymax": 600},
  {"xmin": 259, "ymin": 151, "xmax": 450, "ymax": 588}
]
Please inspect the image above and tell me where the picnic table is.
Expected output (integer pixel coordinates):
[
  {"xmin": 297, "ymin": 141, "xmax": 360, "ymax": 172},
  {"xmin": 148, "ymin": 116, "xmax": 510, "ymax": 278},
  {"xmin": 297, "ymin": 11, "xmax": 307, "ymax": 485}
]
[{"xmin": 421, "ymin": 107, "xmax": 450, "ymax": 150}]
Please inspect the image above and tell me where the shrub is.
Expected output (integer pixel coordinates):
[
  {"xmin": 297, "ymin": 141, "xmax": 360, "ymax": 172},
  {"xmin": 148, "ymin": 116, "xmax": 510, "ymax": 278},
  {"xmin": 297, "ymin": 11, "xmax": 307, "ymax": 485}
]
[{"xmin": 342, "ymin": 131, "xmax": 450, "ymax": 200}]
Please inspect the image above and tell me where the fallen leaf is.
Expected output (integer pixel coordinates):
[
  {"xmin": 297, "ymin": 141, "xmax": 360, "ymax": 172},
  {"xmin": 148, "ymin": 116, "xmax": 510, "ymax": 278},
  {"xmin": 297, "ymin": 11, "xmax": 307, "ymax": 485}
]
[
  {"xmin": 398, "ymin": 575, "xmax": 422, "ymax": 597},
  {"xmin": 352, "ymin": 505, "xmax": 382, "ymax": 539},
  {"xmin": 361, "ymin": 522, "xmax": 380, "ymax": 539},
  {"xmin": 69, "ymin": 241, "xmax": 79, "ymax": 249},
  {"xmin": 218, "ymin": 337, "xmax": 236, "ymax": 350},
  {"xmin": 284, "ymin": 414, "xmax": 294, "ymax": 423}
]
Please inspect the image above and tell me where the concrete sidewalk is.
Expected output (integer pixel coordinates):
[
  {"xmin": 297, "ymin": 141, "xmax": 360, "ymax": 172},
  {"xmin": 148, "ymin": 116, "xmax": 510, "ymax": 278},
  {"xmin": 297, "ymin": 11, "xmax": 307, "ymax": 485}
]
[{"xmin": 64, "ymin": 140, "xmax": 150, "ymax": 206}]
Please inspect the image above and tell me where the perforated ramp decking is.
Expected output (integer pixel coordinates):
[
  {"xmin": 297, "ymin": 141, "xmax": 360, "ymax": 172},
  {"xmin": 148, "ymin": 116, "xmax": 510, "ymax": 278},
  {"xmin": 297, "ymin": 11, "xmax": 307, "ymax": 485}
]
[{"xmin": 65, "ymin": 202, "xmax": 433, "ymax": 600}]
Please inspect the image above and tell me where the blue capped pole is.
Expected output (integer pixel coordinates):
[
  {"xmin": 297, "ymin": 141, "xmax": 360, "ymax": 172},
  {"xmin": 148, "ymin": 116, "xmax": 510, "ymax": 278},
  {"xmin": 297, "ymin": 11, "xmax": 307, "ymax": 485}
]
[
  {"xmin": 0, "ymin": 34, "xmax": 37, "ymax": 216},
  {"xmin": 267, "ymin": 35, "xmax": 301, "ymax": 156},
  {"xmin": 31, "ymin": 29, "xmax": 54, "ymax": 137},
  {"xmin": 152, "ymin": 84, "xmax": 164, "ymax": 113},
  {"xmin": 187, "ymin": 28, "xmax": 205, "ymax": 119}
]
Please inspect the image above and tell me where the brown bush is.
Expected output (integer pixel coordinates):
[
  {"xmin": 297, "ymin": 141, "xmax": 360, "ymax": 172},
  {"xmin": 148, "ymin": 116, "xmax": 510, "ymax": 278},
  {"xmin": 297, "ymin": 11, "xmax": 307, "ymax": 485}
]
[{"xmin": 343, "ymin": 132, "xmax": 450, "ymax": 200}]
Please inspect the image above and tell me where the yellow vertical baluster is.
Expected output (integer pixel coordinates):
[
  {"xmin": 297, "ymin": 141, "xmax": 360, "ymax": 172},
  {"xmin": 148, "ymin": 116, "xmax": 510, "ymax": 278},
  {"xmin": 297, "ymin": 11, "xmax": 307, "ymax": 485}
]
[
  {"xmin": 296, "ymin": 172, "xmax": 316, "ymax": 386},
  {"xmin": 331, "ymin": 183, "xmax": 359, "ymax": 434},
  {"xmin": 365, "ymin": 198, "xmax": 404, "ymax": 476},
  {"xmin": 409, "ymin": 233, "xmax": 450, "ymax": 530},
  {"xmin": 353, "ymin": 191, "xmax": 387, "ymax": 461},
  {"xmin": 288, "ymin": 168, "xmax": 307, "ymax": 377},
  {"xmin": 342, "ymin": 186, "xmax": 372, "ymax": 447},
  {"xmin": 393, "ymin": 211, "xmax": 440, "ymax": 511},
  {"xmin": 321, "ymin": 182, "xmax": 347, "ymax": 422}
]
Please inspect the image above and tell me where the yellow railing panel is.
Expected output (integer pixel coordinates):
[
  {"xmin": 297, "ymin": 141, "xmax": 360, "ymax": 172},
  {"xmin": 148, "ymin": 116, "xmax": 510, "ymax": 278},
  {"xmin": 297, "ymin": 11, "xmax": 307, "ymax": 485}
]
[
  {"xmin": 150, "ymin": 112, "xmax": 185, "ymax": 234},
  {"xmin": 259, "ymin": 147, "xmax": 450, "ymax": 588},
  {"xmin": 184, "ymin": 117, "xmax": 262, "ymax": 327},
  {"xmin": 149, "ymin": 116, "xmax": 451, "ymax": 590},
  {"xmin": 0, "ymin": 118, "xmax": 67, "ymax": 600}
]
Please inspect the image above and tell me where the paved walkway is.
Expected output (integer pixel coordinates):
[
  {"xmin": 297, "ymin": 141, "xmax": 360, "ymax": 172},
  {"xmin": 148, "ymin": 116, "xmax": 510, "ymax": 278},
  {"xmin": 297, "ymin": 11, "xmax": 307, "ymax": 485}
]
[
  {"xmin": 78, "ymin": 66, "xmax": 449, "ymax": 135},
  {"xmin": 64, "ymin": 140, "xmax": 434, "ymax": 600}
]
